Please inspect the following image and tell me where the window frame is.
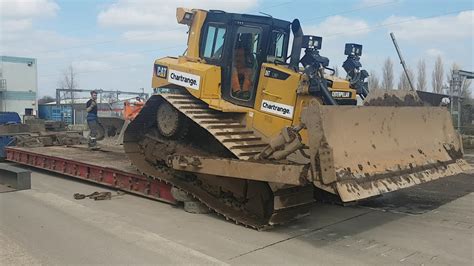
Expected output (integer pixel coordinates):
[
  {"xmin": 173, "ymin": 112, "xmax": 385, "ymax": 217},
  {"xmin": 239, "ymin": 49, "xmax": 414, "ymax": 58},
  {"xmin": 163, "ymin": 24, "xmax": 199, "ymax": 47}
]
[
  {"xmin": 229, "ymin": 25, "xmax": 264, "ymax": 103},
  {"xmin": 267, "ymin": 30, "xmax": 289, "ymax": 63},
  {"xmin": 200, "ymin": 23, "xmax": 227, "ymax": 63}
]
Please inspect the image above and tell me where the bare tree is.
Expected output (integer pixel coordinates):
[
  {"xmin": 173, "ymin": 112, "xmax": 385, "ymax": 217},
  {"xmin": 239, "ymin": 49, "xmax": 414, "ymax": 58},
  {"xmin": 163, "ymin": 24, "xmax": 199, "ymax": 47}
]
[
  {"xmin": 58, "ymin": 65, "xmax": 78, "ymax": 103},
  {"xmin": 398, "ymin": 67, "xmax": 415, "ymax": 90},
  {"xmin": 446, "ymin": 62, "xmax": 460, "ymax": 83},
  {"xmin": 368, "ymin": 70, "xmax": 380, "ymax": 91},
  {"xmin": 431, "ymin": 56, "xmax": 444, "ymax": 93},
  {"xmin": 446, "ymin": 62, "xmax": 472, "ymax": 98},
  {"xmin": 381, "ymin": 57, "xmax": 394, "ymax": 90},
  {"xmin": 416, "ymin": 58, "xmax": 427, "ymax": 91}
]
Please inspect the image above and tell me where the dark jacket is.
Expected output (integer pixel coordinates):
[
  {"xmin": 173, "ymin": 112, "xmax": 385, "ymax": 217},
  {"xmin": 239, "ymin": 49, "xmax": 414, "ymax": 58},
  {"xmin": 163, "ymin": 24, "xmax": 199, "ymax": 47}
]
[{"xmin": 86, "ymin": 99, "xmax": 98, "ymax": 121}]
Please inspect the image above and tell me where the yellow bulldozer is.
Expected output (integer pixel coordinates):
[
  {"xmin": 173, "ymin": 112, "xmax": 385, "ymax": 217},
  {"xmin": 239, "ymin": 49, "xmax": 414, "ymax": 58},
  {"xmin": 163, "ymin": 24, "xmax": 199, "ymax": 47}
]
[{"xmin": 124, "ymin": 8, "xmax": 470, "ymax": 229}]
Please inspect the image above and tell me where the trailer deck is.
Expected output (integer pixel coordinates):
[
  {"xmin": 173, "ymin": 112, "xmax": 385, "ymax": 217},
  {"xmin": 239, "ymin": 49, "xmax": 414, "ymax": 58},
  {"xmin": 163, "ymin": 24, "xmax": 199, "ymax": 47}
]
[
  {"xmin": 1, "ymin": 150, "xmax": 472, "ymax": 264},
  {"xmin": 5, "ymin": 145, "xmax": 176, "ymax": 204}
]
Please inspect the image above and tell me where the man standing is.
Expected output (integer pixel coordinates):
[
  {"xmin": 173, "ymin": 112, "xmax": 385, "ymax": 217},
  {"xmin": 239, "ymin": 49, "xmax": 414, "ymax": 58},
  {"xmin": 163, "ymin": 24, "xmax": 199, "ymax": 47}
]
[{"xmin": 86, "ymin": 90, "xmax": 101, "ymax": 148}]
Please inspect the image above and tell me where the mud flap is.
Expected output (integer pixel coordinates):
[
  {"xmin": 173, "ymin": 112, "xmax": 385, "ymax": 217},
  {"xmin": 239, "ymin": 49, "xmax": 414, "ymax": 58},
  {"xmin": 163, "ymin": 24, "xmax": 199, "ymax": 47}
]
[{"xmin": 302, "ymin": 101, "xmax": 471, "ymax": 202}]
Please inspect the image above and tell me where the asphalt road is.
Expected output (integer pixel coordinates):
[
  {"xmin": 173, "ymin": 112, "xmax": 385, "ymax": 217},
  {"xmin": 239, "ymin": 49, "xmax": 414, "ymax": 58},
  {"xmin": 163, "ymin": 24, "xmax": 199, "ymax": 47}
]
[{"xmin": 1, "ymin": 152, "xmax": 473, "ymax": 265}]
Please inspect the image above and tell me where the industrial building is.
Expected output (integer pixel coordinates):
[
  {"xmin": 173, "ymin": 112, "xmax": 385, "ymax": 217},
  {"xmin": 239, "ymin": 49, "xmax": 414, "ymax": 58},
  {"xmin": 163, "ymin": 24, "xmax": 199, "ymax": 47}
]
[{"xmin": 0, "ymin": 56, "xmax": 38, "ymax": 119}]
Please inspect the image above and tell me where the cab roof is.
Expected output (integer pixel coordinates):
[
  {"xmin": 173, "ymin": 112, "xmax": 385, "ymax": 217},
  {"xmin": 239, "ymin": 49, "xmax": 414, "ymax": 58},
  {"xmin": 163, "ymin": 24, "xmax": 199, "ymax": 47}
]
[{"xmin": 206, "ymin": 10, "xmax": 291, "ymax": 30}]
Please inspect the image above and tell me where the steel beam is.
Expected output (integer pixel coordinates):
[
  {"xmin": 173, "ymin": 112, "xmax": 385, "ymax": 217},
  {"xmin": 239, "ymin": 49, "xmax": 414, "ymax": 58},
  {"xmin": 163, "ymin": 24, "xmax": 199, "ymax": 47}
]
[
  {"xmin": 5, "ymin": 147, "xmax": 176, "ymax": 204},
  {"xmin": 168, "ymin": 154, "xmax": 309, "ymax": 185}
]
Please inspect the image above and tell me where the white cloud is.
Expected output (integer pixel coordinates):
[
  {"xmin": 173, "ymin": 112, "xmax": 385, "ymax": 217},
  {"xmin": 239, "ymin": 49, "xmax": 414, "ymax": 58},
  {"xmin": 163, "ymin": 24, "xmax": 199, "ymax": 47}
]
[
  {"xmin": 384, "ymin": 10, "xmax": 474, "ymax": 42},
  {"xmin": 122, "ymin": 30, "xmax": 187, "ymax": 43},
  {"xmin": 72, "ymin": 60, "xmax": 111, "ymax": 72},
  {"xmin": 98, "ymin": 0, "xmax": 259, "ymax": 30},
  {"xmin": 100, "ymin": 52, "xmax": 146, "ymax": 62},
  {"xmin": 98, "ymin": 0, "xmax": 259, "ymax": 44},
  {"xmin": 305, "ymin": 16, "xmax": 371, "ymax": 39},
  {"xmin": 0, "ymin": 0, "xmax": 59, "ymax": 40},
  {"xmin": 0, "ymin": 30, "xmax": 79, "ymax": 56},
  {"xmin": 1, "ymin": 19, "xmax": 33, "ymax": 32},
  {"xmin": 0, "ymin": 0, "xmax": 59, "ymax": 18},
  {"xmin": 425, "ymin": 48, "xmax": 443, "ymax": 58}
]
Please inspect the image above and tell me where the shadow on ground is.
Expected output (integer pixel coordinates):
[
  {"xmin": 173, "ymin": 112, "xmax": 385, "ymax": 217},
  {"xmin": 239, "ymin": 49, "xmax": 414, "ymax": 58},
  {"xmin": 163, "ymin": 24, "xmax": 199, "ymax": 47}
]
[{"xmin": 359, "ymin": 172, "xmax": 474, "ymax": 214}]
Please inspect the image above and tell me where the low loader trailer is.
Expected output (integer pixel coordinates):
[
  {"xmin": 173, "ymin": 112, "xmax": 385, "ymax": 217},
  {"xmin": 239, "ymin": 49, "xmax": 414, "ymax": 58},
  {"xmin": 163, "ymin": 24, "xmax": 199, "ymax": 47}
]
[{"xmin": 5, "ymin": 145, "xmax": 176, "ymax": 204}]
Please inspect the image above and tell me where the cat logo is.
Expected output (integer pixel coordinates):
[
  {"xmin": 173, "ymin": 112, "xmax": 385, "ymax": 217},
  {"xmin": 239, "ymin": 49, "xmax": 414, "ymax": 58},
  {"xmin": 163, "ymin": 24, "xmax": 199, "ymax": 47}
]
[
  {"xmin": 155, "ymin": 64, "xmax": 168, "ymax": 78},
  {"xmin": 331, "ymin": 91, "xmax": 352, "ymax": 98}
]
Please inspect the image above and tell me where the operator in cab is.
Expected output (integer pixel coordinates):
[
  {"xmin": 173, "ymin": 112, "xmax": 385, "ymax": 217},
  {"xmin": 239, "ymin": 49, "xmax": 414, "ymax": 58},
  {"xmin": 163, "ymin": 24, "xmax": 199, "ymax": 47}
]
[{"xmin": 231, "ymin": 45, "xmax": 253, "ymax": 100}]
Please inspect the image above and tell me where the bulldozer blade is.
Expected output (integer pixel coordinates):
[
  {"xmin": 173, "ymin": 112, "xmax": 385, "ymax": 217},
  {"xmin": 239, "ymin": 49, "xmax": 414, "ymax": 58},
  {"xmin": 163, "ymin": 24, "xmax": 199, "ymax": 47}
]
[{"xmin": 302, "ymin": 102, "xmax": 471, "ymax": 202}]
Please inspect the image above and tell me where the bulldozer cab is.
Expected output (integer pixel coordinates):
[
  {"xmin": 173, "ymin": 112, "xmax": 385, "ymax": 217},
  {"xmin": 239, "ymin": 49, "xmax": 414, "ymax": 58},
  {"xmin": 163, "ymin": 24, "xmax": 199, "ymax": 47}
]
[{"xmin": 199, "ymin": 10, "xmax": 290, "ymax": 107}]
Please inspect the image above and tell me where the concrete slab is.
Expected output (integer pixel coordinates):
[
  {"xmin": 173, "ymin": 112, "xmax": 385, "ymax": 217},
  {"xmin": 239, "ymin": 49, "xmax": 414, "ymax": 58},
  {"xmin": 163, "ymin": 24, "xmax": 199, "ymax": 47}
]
[{"xmin": 0, "ymin": 163, "xmax": 31, "ymax": 191}]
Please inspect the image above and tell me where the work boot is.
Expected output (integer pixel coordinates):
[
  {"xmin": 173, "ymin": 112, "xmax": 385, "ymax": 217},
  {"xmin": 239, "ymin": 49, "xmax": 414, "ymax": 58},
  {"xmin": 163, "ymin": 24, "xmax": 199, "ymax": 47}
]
[
  {"xmin": 241, "ymin": 91, "xmax": 251, "ymax": 100},
  {"xmin": 88, "ymin": 137, "xmax": 100, "ymax": 150}
]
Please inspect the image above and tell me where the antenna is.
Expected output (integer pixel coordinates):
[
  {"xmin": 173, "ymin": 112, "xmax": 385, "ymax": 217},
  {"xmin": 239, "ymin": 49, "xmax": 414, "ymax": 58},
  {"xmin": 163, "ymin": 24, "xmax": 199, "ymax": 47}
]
[{"xmin": 259, "ymin": 12, "xmax": 272, "ymax": 18}]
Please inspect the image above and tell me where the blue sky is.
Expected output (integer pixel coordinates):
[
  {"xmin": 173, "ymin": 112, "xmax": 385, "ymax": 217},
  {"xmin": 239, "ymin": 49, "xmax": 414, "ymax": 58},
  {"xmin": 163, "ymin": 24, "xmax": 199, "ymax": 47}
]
[{"xmin": 1, "ymin": 0, "xmax": 473, "ymax": 97}]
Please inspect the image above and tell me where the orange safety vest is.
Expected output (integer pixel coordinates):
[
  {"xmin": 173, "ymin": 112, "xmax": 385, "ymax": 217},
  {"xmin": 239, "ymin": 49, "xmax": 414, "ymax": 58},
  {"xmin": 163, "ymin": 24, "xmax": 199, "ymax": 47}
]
[{"xmin": 231, "ymin": 66, "xmax": 253, "ymax": 93}]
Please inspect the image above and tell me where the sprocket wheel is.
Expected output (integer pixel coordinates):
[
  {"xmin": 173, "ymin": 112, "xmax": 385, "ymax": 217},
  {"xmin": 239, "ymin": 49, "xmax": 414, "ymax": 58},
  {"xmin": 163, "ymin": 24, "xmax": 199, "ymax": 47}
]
[{"xmin": 156, "ymin": 101, "xmax": 188, "ymax": 139}]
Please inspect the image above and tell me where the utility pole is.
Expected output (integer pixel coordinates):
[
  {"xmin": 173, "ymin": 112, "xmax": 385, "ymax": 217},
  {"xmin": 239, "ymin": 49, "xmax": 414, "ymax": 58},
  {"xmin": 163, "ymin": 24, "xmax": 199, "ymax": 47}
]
[{"xmin": 449, "ymin": 70, "xmax": 474, "ymax": 131}]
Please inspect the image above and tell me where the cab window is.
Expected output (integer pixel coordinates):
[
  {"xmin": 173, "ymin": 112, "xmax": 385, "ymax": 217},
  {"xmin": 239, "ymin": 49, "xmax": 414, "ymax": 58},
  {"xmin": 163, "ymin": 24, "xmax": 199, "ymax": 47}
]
[
  {"xmin": 268, "ymin": 31, "xmax": 288, "ymax": 61},
  {"xmin": 231, "ymin": 26, "xmax": 262, "ymax": 101},
  {"xmin": 202, "ymin": 25, "xmax": 226, "ymax": 60}
]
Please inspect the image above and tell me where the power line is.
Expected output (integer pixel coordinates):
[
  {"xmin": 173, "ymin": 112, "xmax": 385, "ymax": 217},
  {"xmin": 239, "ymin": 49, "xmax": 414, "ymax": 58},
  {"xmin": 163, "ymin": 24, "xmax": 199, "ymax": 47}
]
[
  {"xmin": 40, "ymin": 62, "xmax": 151, "ymax": 78},
  {"xmin": 324, "ymin": 8, "xmax": 472, "ymax": 38},
  {"xmin": 38, "ymin": 9, "xmax": 472, "ymax": 78},
  {"xmin": 258, "ymin": 1, "xmax": 294, "ymax": 11},
  {"xmin": 25, "ymin": 1, "xmax": 291, "ymax": 44},
  {"xmin": 302, "ymin": 0, "xmax": 399, "ymax": 23},
  {"xmin": 38, "ymin": 45, "xmax": 186, "ymax": 68},
  {"xmin": 31, "ymin": 26, "xmax": 187, "ymax": 55},
  {"xmin": 9, "ymin": 1, "xmax": 395, "ymax": 56}
]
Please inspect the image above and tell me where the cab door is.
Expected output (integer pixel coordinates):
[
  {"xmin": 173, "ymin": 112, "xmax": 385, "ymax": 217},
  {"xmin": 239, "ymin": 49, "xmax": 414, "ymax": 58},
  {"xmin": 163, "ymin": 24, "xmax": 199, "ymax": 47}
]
[
  {"xmin": 221, "ymin": 24, "xmax": 267, "ymax": 108},
  {"xmin": 254, "ymin": 64, "xmax": 299, "ymax": 121},
  {"xmin": 254, "ymin": 30, "xmax": 298, "ymax": 121}
]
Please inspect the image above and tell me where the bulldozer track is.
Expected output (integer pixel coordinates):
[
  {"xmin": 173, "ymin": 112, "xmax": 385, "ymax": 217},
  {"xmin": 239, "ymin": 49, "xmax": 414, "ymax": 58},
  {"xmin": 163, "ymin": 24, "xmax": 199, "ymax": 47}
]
[
  {"xmin": 124, "ymin": 90, "xmax": 315, "ymax": 229},
  {"xmin": 128, "ymin": 140, "xmax": 314, "ymax": 229},
  {"xmin": 161, "ymin": 93, "xmax": 268, "ymax": 159}
]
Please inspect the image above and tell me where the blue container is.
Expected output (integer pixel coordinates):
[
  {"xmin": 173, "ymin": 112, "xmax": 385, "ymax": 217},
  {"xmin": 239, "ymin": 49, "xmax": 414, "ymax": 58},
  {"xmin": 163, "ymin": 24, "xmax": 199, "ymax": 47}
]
[
  {"xmin": 0, "ymin": 135, "xmax": 15, "ymax": 158},
  {"xmin": 0, "ymin": 112, "xmax": 21, "ymax": 125},
  {"xmin": 38, "ymin": 105, "xmax": 73, "ymax": 124},
  {"xmin": 38, "ymin": 105, "xmax": 52, "ymax": 120},
  {"xmin": 0, "ymin": 112, "xmax": 20, "ymax": 158}
]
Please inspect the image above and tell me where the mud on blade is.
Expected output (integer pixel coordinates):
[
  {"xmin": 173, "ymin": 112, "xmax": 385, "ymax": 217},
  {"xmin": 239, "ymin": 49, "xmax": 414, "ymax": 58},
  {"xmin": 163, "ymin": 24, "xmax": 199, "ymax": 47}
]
[{"xmin": 303, "ymin": 103, "xmax": 471, "ymax": 202}]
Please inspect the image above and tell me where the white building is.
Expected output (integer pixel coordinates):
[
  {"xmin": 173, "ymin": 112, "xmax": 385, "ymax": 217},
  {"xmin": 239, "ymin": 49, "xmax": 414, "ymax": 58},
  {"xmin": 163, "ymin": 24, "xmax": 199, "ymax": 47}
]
[{"xmin": 0, "ymin": 56, "xmax": 38, "ymax": 118}]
